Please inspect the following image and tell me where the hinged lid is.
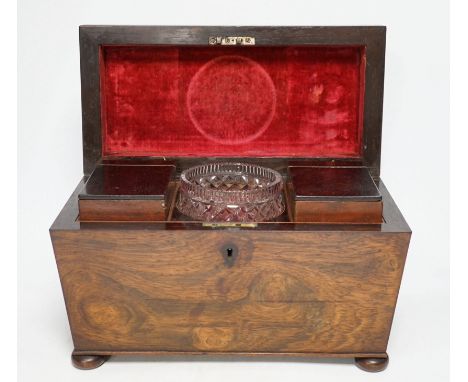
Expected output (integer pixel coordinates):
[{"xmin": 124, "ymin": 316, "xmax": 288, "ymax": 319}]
[{"xmin": 80, "ymin": 26, "xmax": 386, "ymax": 176}]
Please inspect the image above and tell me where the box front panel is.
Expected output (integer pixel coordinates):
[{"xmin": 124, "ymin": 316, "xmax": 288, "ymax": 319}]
[{"xmin": 53, "ymin": 230, "xmax": 408, "ymax": 353}]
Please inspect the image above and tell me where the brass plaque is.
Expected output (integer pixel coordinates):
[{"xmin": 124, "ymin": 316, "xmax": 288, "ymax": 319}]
[{"xmin": 209, "ymin": 36, "xmax": 255, "ymax": 45}]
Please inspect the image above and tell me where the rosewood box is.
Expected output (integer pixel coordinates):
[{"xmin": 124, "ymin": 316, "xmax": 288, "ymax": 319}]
[{"xmin": 50, "ymin": 26, "xmax": 411, "ymax": 372}]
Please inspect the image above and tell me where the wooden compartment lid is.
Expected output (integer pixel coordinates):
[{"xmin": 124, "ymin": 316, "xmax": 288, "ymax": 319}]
[
  {"xmin": 79, "ymin": 164, "xmax": 174, "ymax": 200},
  {"xmin": 289, "ymin": 166, "xmax": 381, "ymax": 202},
  {"xmin": 287, "ymin": 166, "xmax": 383, "ymax": 223},
  {"xmin": 78, "ymin": 163, "xmax": 175, "ymax": 222}
]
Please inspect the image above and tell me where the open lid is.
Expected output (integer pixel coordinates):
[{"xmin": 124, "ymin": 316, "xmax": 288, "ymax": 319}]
[{"xmin": 80, "ymin": 26, "xmax": 386, "ymax": 176}]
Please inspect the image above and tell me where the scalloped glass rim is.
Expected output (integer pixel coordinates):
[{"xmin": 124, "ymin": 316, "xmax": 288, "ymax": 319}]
[
  {"xmin": 177, "ymin": 162, "xmax": 285, "ymax": 222},
  {"xmin": 180, "ymin": 162, "xmax": 283, "ymax": 203}
]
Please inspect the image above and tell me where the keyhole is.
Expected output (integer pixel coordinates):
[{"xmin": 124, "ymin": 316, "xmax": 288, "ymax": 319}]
[{"xmin": 220, "ymin": 243, "xmax": 238, "ymax": 266}]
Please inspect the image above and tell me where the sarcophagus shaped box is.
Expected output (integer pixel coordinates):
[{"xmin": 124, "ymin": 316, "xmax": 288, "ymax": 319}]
[{"xmin": 50, "ymin": 26, "xmax": 411, "ymax": 372}]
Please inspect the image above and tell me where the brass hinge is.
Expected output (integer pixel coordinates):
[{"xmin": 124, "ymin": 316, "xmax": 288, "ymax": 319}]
[
  {"xmin": 209, "ymin": 36, "xmax": 255, "ymax": 46},
  {"xmin": 202, "ymin": 222, "xmax": 258, "ymax": 228}
]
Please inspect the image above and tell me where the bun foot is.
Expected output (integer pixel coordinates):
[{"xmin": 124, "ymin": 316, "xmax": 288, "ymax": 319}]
[
  {"xmin": 71, "ymin": 354, "xmax": 110, "ymax": 370},
  {"xmin": 355, "ymin": 354, "xmax": 389, "ymax": 372}
]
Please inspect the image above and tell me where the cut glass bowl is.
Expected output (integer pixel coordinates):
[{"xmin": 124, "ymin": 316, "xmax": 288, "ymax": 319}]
[{"xmin": 176, "ymin": 162, "xmax": 285, "ymax": 222}]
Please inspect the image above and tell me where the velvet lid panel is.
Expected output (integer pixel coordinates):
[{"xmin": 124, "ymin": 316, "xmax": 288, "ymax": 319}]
[{"xmin": 100, "ymin": 45, "xmax": 366, "ymax": 158}]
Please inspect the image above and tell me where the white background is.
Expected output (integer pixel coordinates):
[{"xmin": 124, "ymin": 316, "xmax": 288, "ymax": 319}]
[{"xmin": 18, "ymin": 0, "xmax": 449, "ymax": 381}]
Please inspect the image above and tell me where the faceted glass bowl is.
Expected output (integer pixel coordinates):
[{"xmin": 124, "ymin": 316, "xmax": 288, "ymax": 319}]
[{"xmin": 176, "ymin": 162, "xmax": 285, "ymax": 222}]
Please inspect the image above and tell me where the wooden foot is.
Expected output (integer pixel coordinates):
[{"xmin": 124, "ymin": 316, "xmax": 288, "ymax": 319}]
[
  {"xmin": 71, "ymin": 354, "xmax": 110, "ymax": 370},
  {"xmin": 355, "ymin": 353, "xmax": 389, "ymax": 372}
]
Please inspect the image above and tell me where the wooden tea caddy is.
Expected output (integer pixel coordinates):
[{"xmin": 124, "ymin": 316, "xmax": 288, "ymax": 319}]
[{"xmin": 50, "ymin": 26, "xmax": 411, "ymax": 372}]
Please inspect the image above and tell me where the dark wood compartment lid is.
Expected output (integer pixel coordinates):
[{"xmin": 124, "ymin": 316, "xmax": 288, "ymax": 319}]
[
  {"xmin": 79, "ymin": 164, "xmax": 174, "ymax": 200},
  {"xmin": 289, "ymin": 166, "xmax": 381, "ymax": 201}
]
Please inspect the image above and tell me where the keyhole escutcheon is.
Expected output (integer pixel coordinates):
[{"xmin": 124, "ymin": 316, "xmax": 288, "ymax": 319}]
[{"xmin": 220, "ymin": 243, "xmax": 238, "ymax": 267}]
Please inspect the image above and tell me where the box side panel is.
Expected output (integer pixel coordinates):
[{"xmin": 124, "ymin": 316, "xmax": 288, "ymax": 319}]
[
  {"xmin": 295, "ymin": 200, "xmax": 383, "ymax": 223},
  {"xmin": 78, "ymin": 199, "xmax": 166, "ymax": 221},
  {"xmin": 52, "ymin": 229, "xmax": 409, "ymax": 354}
]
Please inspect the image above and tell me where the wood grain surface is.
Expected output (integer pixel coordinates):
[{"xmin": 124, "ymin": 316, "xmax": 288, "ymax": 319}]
[
  {"xmin": 79, "ymin": 164, "xmax": 174, "ymax": 199},
  {"xmin": 78, "ymin": 199, "xmax": 166, "ymax": 221},
  {"xmin": 52, "ymin": 229, "xmax": 409, "ymax": 353},
  {"xmin": 289, "ymin": 166, "xmax": 381, "ymax": 201},
  {"xmin": 294, "ymin": 200, "xmax": 383, "ymax": 223}
]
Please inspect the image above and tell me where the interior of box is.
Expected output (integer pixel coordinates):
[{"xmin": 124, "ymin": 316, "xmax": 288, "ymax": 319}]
[
  {"xmin": 100, "ymin": 45, "xmax": 366, "ymax": 158},
  {"xmin": 85, "ymin": 44, "xmax": 379, "ymax": 224},
  {"xmin": 79, "ymin": 160, "xmax": 382, "ymax": 224}
]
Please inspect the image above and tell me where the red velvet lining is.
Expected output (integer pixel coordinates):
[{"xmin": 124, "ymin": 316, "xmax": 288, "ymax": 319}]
[{"xmin": 100, "ymin": 45, "xmax": 365, "ymax": 158}]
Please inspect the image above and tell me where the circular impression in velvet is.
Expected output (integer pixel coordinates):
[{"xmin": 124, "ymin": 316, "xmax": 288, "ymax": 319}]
[{"xmin": 187, "ymin": 55, "xmax": 276, "ymax": 145}]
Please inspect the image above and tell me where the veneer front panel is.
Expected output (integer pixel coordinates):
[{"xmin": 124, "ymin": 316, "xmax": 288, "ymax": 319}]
[{"xmin": 52, "ymin": 229, "xmax": 409, "ymax": 353}]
